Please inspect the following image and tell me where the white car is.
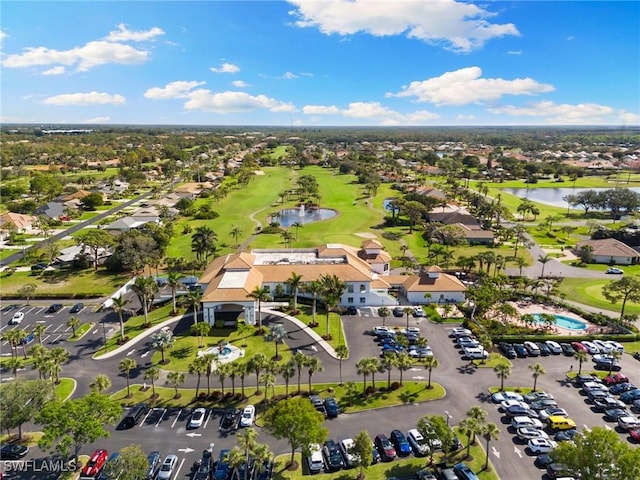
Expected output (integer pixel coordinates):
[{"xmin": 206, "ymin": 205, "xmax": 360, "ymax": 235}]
[
  {"xmin": 402, "ymin": 327, "xmax": 421, "ymax": 335},
  {"xmin": 306, "ymin": 443, "xmax": 324, "ymax": 474},
  {"xmin": 545, "ymin": 340, "xmax": 562, "ymax": 354},
  {"xmin": 373, "ymin": 326, "xmax": 392, "ymax": 336},
  {"xmin": 407, "ymin": 428, "xmax": 430, "ymax": 456},
  {"xmin": 527, "ymin": 438, "xmax": 557, "ymax": 454},
  {"xmin": 516, "ymin": 427, "xmax": 548, "ymax": 442},
  {"xmin": 9, "ymin": 312, "xmax": 24, "ymax": 325},
  {"xmin": 580, "ymin": 341, "xmax": 600, "ymax": 354},
  {"xmin": 511, "ymin": 416, "xmax": 543, "ymax": 430},
  {"xmin": 593, "ymin": 340, "xmax": 613, "ymax": 354},
  {"xmin": 239, "ymin": 405, "xmax": 255, "ymax": 427},
  {"xmin": 157, "ymin": 454, "xmax": 178, "ymax": 480},
  {"xmin": 339, "ymin": 438, "xmax": 357, "ymax": 468},
  {"xmin": 413, "ymin": 306, "xmax": 425, "ymax": 317},
  {"xmin": 450, "ymin": 327, "xmax": 472, "ymax": 338},
  {"xmin": 539, "ymin": 408, "xmax": 569, "ymax": 422},
  {"xmin": 491, "ymin": 391, "xmax": 523, "ymax": 404},
  {"xmin": 605, "ymin": 340, "xmax": 624, "ymax": 353},
  {"xmin": 617, "ymin": 416, "xmax": 640, "ymax": 431},
  {"xmin": 188, "ymin": 407, "xmax": 206, "ymax": 429},
  {"xmin": 499, "ymin": 400, "xmax": 529, "ymax": 412},
  {"xmin": 463, "ymin": 346, "xmax": 488, "ymax": 359}
]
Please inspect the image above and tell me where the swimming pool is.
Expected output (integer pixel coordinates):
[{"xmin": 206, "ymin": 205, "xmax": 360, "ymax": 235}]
[{"xmin": 532, "ymin": 313, "xmax": 587, "ymax": 331}]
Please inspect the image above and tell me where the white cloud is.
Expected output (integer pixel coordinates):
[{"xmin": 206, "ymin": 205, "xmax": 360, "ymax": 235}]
[
  {"xmin": 231, "ymin": 80, "xmax": 249, "ymax": 88},
  {"xmin": 144, "ymin": 81, "xmax": 206, "ymax": 99},
  {"xmin": 84, "ymin": 116, "xmax": 111, "ymax": 123},
  {"xmin": 210, "ymin": 62, "xmax": 240, "ymax": 73},
  {"xmin": 282, "ymin": 71, "xmax": 298, "ymax": 79},
  {"xmin": 183, "ymin": 90, "xmax": 295, "ymax": 113},
  {"xmin": 288, "ymin": 0, "xmax": 519, "ymax": 53},
  {"xmin": 488, "ymin": 101, "xmax": 640, "ymax": 125},
  {"xmin": 507, "ymin": 50, "xmax": 522, "ymax": 55},
  {"xmin": 0, "ymin": 30, "xmax": 7, "ymax": 46},
  {"xmin": 3, "ymin": 41, "xmax": 150, "ymax": 72},
  {"xmin": 104, "ymin": 24, "xmax": 165, "ymax": 42},
  {"xmin": 42, "ymin": 66, "xmax": 66, "ymax": 76},
  {"xmin": 303, "ymin": 101, "xmax": 439, "ymax": 124},
  {"xmin": 457, "ymin": 114, "xmax": 475, "ymax": 120},
  {"xmin": 566, "ymin": 35, "xmax": 575, "ymax": 41},
  {"xmin": 387, "ymin": 66, "xmax": 555, "ymax": 106},
  {"xmin": 42, "ymin": 91, "xmax": 126, "ymax": 106}
]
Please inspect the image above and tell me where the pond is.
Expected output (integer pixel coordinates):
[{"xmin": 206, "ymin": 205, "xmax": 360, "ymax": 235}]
[
  {"xmin": 273, "ymin": 204, "xmax": 337, "ymax": 227},
  {"xmin": 502, "ymin": 187, "xmax": 640, "ymax": 208}
]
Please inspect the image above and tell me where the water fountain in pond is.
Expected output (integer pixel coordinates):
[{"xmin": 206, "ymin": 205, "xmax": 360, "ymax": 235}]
[
  {"xmin": 273, "ymin": 204, "xmax": 337, "ymax": 227},
  {"xmin": 299, "ymin": 203, "xmax": 305, "ymax": 216}
]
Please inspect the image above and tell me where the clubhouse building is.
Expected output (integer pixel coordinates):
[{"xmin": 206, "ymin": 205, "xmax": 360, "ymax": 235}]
[{"xmin": 198, "ymin": 240, "xmax": 467, "ymax": 326}]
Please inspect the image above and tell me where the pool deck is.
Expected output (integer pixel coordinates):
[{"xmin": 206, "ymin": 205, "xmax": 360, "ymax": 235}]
[{"xmin": 510, "ymin": 301, "xmax": 603, "ymax": 336}]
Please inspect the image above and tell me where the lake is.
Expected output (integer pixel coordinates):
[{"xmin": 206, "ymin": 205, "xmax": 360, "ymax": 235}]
[{"xmin": 502, "ymin": 187, "xmax": 640, "ymax": 208}]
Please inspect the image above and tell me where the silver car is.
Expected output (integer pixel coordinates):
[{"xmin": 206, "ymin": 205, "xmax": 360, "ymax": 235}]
[{"xmin": 157, "ymin": 454, "xmax": 178, "ymax": 480}]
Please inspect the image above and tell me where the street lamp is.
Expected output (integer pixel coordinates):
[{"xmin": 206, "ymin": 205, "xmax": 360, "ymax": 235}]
[
  {"xmin": 469, "ymin": 301, "xmax": 476, "ymax": 321},
  {"xmin": 101, "ymin": 317, "xmax": 107, "ymax": 349},
  {"xmin": 445, "ymin": 410, "xmax": 453, "ymax": 427}
]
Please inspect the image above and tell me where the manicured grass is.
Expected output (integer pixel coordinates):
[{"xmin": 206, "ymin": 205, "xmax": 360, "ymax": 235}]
[
  {"xmin": 67, "ymin": 322, "xmax": 93, "ymax": 342},
  {"xmin": 488, "ymin": 386, "xmax": 533, "ymax": 395},
  {"xmin": 55, "ymin": 377, "xmax": 76, "ymax": 401},
  {"xmin": 473, "ymin": 353, "xmax": 512, "ymax": 369},
  {"xmin": 293, "ymin": 306, "xmax": 346, "ymax": 350},
  {"xmin": 111, "ymin": 381, "xmax": 445, "ymax": 412},
  {"xmin": 0, "ymin": 432, "xmax": 43, "ymax": 447},
  {"xmin": 555, "ymin": 277, "xmax": 640, "ymax": 316},
  {"xmin": 0, "ymin": 269, "xmax": 130, "ymax": 298}
]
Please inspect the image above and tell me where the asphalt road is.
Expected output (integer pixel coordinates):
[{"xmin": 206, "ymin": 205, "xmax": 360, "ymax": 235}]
[{"xmin": 3, "ymin": 303, "xmax": 639, "ymax": 480}]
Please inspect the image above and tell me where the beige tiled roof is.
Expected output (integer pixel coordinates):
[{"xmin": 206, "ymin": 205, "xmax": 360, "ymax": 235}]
[
  {"xmin": 362, "ymin": 239, "xmax": 384, "ymax": 249},
  {"xmin": 576, "ymin": 238, "xmax": 639, "ymax": 259},
  {"xmin": 0, "ymin": 212, "xmax": 36, "ymax": 230},
  {"xmin": 401, "ymin": 272, "xmax": 467, "ymax": 293}
]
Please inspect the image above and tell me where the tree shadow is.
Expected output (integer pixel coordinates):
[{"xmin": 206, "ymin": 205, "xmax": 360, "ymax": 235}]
[{"xmin": 170, "ymin": 346, "xmax": 193, "ymax": 359}]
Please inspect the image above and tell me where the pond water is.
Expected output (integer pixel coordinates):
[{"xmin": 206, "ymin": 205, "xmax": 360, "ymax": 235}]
[
  {"xmin": 274, "ymin": 204, "xmax": 337, "ymax": 227},
  {"xmin": 502, "ymin": 187, "xmax": 640, "ymax": 208}
]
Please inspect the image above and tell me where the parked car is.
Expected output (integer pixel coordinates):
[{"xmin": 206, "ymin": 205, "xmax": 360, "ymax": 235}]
[
  {"xmin": 498, "ymin": 342, "xmax": 516, "ymax": 359},
  {"xmin": 47, "ymin": 303, "xmax": 63, "ymax": 313},
  {"xmin": 491, "ymin": 391, "xmax": 523, "ymax": 404},
  {"xmin": 100, "ymin": 452, "xmax": 122, "ymax": 480},
  {"xmin": 604, "ymin": 372, "xmax": 629, "ymax": 386},
  {"xmin": 390, "ymin": 430, "xmax": 411, "ymax": 456},
  {"xmin": 413, "ymin": 306, "xmax": 425, "ymax": 317},
  {"xmin": 157, "ymin": 454, "xmax": 178, "ymax": 480},
  {"xmin": 0, "ymin": 443, "xmax": 29, "ymax": 460},
  {"xmin": 593, "ymin": 396, "xmax": 625, "ymax": 412},
  {"xmin": 546, "ymin": 463, "xmax": 572, "ymax": 479},
  {"xmin": 193, "ymin": 449, "xmax": 213, "ymax": 480},
  {"xmin": 339, "ymin": 438, "xmax": 357, "ymax": 468},
  {"xmin": 511, "ymin": 416, "xmax": 543, "ymax": 430},
  {"xmin": 347, "ymin": 306, "xmax": 358, "ymax": 315},
  {"xmin": 214, "ymin": 449, "xmax": 231, "ymax": 480},
  {"xmin": 524, "ymin": 391, "xmax": 554, "ymax": 404},
  {"xmin": 188, "ymin": 407, "xmax": 206, "ymax": 429},
  {"xmin": 239, "ymin": 405, "xmax": 255, "ymax": 427},
  {"xmin": 581, "ymin": 341, "xmax": 600, "ymax": 354},
  {"xmin": 618, "ymin": 416, "xmax": 640, "ymax": 431},
  {"xmin": 516, "ymin": 427, "xmax": 549, "ymax": 442},
  {"xmin": 538, "ymin": 408, "xmax": 568, "ymax": 422},
  {"xmin": 537, "ymin": 342, "xmax": 551, "ymax": 356},
  {"xmin": 373, "ymin": 326, "xmax": 392, "ymax": 336},
  {"xmin": 415, "ymin": 468, "xmax": 438, "ymax": 480},
  {"xmin": 407, "ymin": 428, "xmax": 430, "ymax": 456},
  {"xmin": 452, "ymin": 462, "xmax": 480, "ymax": 480},
  {"xmin": 527, "ymin": 438, "xmax": 557, "ymax": 454},
  {"xmin": 392, "ymin": 307, "xmax": 404, "ymax": 317},
  {"xmin": 560, "ymin": 343, "xmax": 575, "ymax": 356},
  {"xmin": 606, "ymin": 267, "xmax": 624, "ymax": 274},
  {"xmin": 322, "ymin": 439, "xmax": 344, "ymax": 471},
  {"xmin": 572, "ymin": 374, "xmax": 599, "ymax": 387},
  {"xmin": 31, "ymin": 262, "xmax": 48, "ymax": 271},
  {"xmin": 523, "ymin": 341, "xmax": 540, "ymax": 356},
  {"xmin": 254, "ymin": 459, "xmax": 273, "ymax": 480},
  {"xmin": 610, "ymin": 383, "xmax": 637, "ymax": 395},
  {"xmin": 505, "ymin": 404, "xmax": 538, "ymax": 418},
  {"xmin": 604, "ymin": 408, "xmax": 633, "ymax": 421},
  {"xmin": 309, "ymin": 395, "xmax": 328, "ymax": 417},
  {"xmin": 449, "ymin": 327, "xmax": 472, "ymax": 338},
  {"xmin": 534, "ymin": 453, "xmax": 554, "ymax": 469},
  {"xmin": 593, "ymin": 340, "xmax": 613, "ymax": 354},
  {"xmin": 529, "ymin": 398, "xmax": 558, "ymax": 411},
  {"xmin": 554, "ymin": 429, "xmax": 579, "ymax": 442},
  {"xmin": 305, "ymin": 443, "xmax": 324, "ymax": 474},
  {"xmin": 80, "ymin": 449, "xmax": 108, "ymax": 480},
  {"xmin": 145, "ymin": 451, "xmax": 161, "ymax": 480},
  {"xmin": 593, "ymin": 355, "xmax": 621, "ymax": 371},
  {"xmin": 374, "ymin": 434, "xmax": 396, "ymax": 461},
  {"xmin": 545, "ymin": 340, "xmax": 562, "ymax": 354},
  {"xmin": 513, "ymin": 343, "xmax": 528, "ymax": 358},
  {"xmin": 219, "ymin": 407, "xmax": 240, "ymax": 432},
  {"xmin": 324, "ymin": 397, "xmax": 340, "ymax": 418},
  {"xmin": 9, "ymin": 312, "xmax": 24, "ymax": 325},
  {"xmin": 69, "ymin": 302, "xmax": 84, "ymax": 313}
]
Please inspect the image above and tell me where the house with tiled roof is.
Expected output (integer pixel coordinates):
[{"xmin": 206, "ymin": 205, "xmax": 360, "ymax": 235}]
[
  {"xmin": 575, "ymin": 238, "xmax": 640, "ymax": 265},
  {"xmin": 198, "ymin": 242, "xmax": 466, "ymax": 327},
  {"xmin": 0, "ymin": 212, "xmax": 37, "ymax": 238}
]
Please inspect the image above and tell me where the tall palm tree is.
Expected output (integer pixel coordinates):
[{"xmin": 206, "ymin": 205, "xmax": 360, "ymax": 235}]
[
  {"xmin": 181, "ymin": 289, "xmax": 202, "ymax": 325},
  {"xmin": 111, "ymin": 294, "xmax": 131, "ymax": 342},
  {"xmin": 280, "ymin": 360, "xmax": 296, "ymax": 397},
  {"xmin": 574, "ymin": 349, "xmax": 588, "ymax": 375},
  {"xmin": 356, "ymin": 358, "xmax": 371, "ymax": 394},
  {"xmin": 319, "ymin": 274, "xmax": 346, "ymax": 338},
  {"xmin": 378, "ymin": 307, "xmax": 390, "ymax": 327},
  {"xmin": 482, "ymin": 423, "xmax": 500, "ymax": 471},
  {"xmin": 538, "ymin": 254, "xmax": 552, "ymax": 278},
  {"xmin": 119, "ymin": 357, "xmax": 137, "ymax": 398},
  {"xmin": 6, "ymin": 357, "xmax": 24, "ymax": 378},
  {"xmin": 144, "ymin": 365, "xmax": 160, "ymax": 397},
  {"xmin": 291, "ymin": 221, "xmax": 303, "ymax": 241},
  {"xmin": 34, "ymin": 323, "xmax": 48, "ymax": 345},
  {"xmin": 260, "ymin": 372, "xmax": 276, "ymax": 402},
  {"xmin": 494, "ymin": 363, "xmax": 511, "ymax": 391},
  {"xmin": 423, "ymin": 355, "xmax": 439, "ymax": 389},
  {"xmin": 192, "ymin": 321, "xmax": 210, "ymax": 348},
  {"xmin": 28, "ymin": 344, "xmax": 48, "ymax": 380},
  {"xmin": 131, "ymin": 276, "xmax": 158, "ymax": 328},
  {"xmin": 230, "ymin": 224, "xmax": 243, "ymax": 248},
  {"xmin": 66, "ymin": 317, "xmax": 80, "ymax": 337},
  {"xmin": 202, "ymin": 353, "xmax": 217, "ymax": 395},
  {"xmin": 265, "ymin": 324, "xmax": 288, "ymax": 360},
  {"xmin": 191, "ymin": 225, "xmax": 218, "ymax": 265},
  {"xmin": 216, "ymin": 362, "xmax": 230, "ymax": 395},
  {"xmin": 466, "ymin": 406, "xmax": 488, "ymax": 445},
  {"xmin": 248, "ymin": 353, "xmax": 268, "ymax": 395},
  {"xmin": 292, "ymin": 351, "xmax": 308, "ymax": 394},
  {"xmin": 2, "ymin": 330, "xmax": 22, "ymax": 359},
  {"xmin": 335, "ymin": 345, "xmax": 349, "ymax": 385},
  {"xmin": 189, "ymin": 356, "xmax": 209, "ymax": 398},
  {"xmin": 48, "ymin": 346, "xmax": 69, "ymax": 384},
  {"xmin": 247, "ymin": 286, "xmax": 270, "ymax": 333},
  {"xmin": 236, "ymin": 362, "xmax": 248, "ymax": 399},
  {"xmin": 305, "ymin": 356, "xmax": 323, "ymax": 393},
  {"xmin": 166, "ymin": 270, "xmax": 182, "ymax": 314},
  {"xmin": 303, "ymin": 280, "xmax": 323, "ymax": 326},
  {"xmin": 286, "ymin": 272, "xmax": 303, "ymax": 313},
  {"xmin": 529, "ymin": 363, "xmax": 546, "ymax": 391},
  {"xmin": 91, "ymin": 374, "xmax": 111, "ymax": 393},
  {"xmin": 150, "ymin": 329, "xmax": 174, "ymax": 364},
  {"xmin": 396, "ymin": 352, "xmax": 413, "ymax": 386},
  {"xmin": 166, "ymin": 371, "xmax": 186, "ymax": 399},
  {"xmin": 381, "ymin": 352, "xmax": 398, "ymax": 389}
]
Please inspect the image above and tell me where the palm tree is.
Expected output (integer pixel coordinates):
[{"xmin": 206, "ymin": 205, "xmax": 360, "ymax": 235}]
[
  {"xmin": 378, "ymin": 307, "xmax": 390, "ymax": 327},
  {"xmin": 290, "ymin": 221, "xmax": 303, "ymax": 241},
  {"xmin": 538, "ymin": 254, "xmax": 552, "ymax": 278},
  {"xmin": 236, "ymin": 362, "xmax": 248, "ymax": 399},
  {"xmin": 189, "ymin": 356, "xmax": 209, "ymax": 398},
  {"xmin": 119, "ymin": 357, "xmax": 137, "ymax": 398},
  {"xmin": 28, "ymin": 344, "xmax": 48, "ymax": 379},
  {"xmin": 280, "ymin": 360, "xmax": 296, "ymax": 397},
  {"xmin": 403, "ymin": 307, "xmax": 413, "ymax": 329},
  {"xmin": 482, "ymin": 423, "xmax": 500, "ymax": 471},
  {"xmin": 166, "ymin": 270, "xmax": 182, "ymax": 315},
  {"xmin": 34, "ymin": 323, "xmax": 47, "ymax": 345},
  {"xmin": 356, "ymin": 358, "xmax": 372, "ymax": 394},
  {"xmin": 48, "ymin": 346, "xmax": 69, "ymax": 384},
  {"xmin": 166, "ymin": 371, "xmax": 186, "ymax": 399},
  {"xmin": 265, "ymin": 323, "xmax": 288, "ymax": 360},
  {"xmin": 91, "ymin": 374, "xmax": 111, "ymax": 393},
  {"xmin": 396, "ymin": 352, "xmax": 413, "ymax": 386},
  {"xmin": 286, "ymin": 272, "xmax": 303, "ymax": 313},
  {"xmin": 2, "ymin": 330, "xmax": 22, "ymax": 359},
  {"xmin": 574, "ymin": 349, "xmax": 588, "ymax": 375},
  {"xmin": 248, "ymin": 353, "xmax": 268, "ymax": 395},
  {"xmin": 607, "ymin": 349, "xmax": 622, "ymax": 375},
  {"xmin": 131, "ymin": 276, "xmax": 158, "ymax": 328},
  {"xmin": 111, "ymin": 294, "xmax": 131, "ymax": 342},
  {"xmin": 529, "ymin": 363, "xmax": 546, "ymax": 391},
  {"xmin": 216, "ymin": 362, "xmax": 231, "ymax": 395},
  {"xmin": 230, "ymin": 224, "xmax": 243, "ymax": 248},
  {"xmin": 280, "ymin": 230, "xmax": 293, "ymax": 248},
  {"xmin": 466, "ymin": 406, "xmax": 487, "ymax": 445},
  {"xmin": 191, "ymin": 225, "xmax": 218, "ymax": 265},
  {"xmin": 494, "ymin": 363, "xmax": 511, "ymax": 391},
  {"xmin": 459, "ymin": 417, "xmax": 480, "ymax": 460},
  {"xmin": 144, "ymin": 365, "xmax": 160, "ymax": 397},
  {"xmin": 292, "ymin": 351, "xmax": 308, "ymax": 394},
  {"xmin": 247, "ymin": 286, "xmax": 270, "ymax": 333},
  {"xmin": 6, "ymin": 357, "xmax": 24, "ymax": 378},
  {"xmin": 381, "ymin": 353, "xmax": 398, "ymax": 389},
  {"xmin": 192, "ymin": 321, "xmax": 211, "ymax": 348},
  {"xmin": 319, "ymin": 274, "xmax": 346, "ymax": 338},
  {"xmin": 150, "ymin": 329, "xmax": 174, "ymax": 364},
  {"xmin": 180, "ymin": 289, "xmax": 202, "ymax": 325},
  {"xmin": 335, "ymin": 345, "xmax": 349, "ymax": 385},
  {"xmin": 260, "ymin": 371, "xmax": 276, "ymax": 402},
  {"xmin": 303, "ymin": 280, "xmax": 324, "ymax": 326},
  {"xmin": 305, "ymin": 356, "xmax": 323, "ymax": 393},
  {"xmin": 66, "ymin": 317, "xmax": 80, "ymax": 337},
  {"xmin": 423, "ymin": 355, "xmax": 439, "ymax": 389}
]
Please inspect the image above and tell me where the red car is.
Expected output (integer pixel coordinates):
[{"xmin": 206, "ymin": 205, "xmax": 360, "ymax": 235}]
[
  {"xmin": 570, "ymin": 342, "xmax": 587, "ymax": 353},
  {"xmin": 629, "ymin": 428, "xmax": 640, "ymax": 442},
  {"xmin": 80, "ymin": 449, "xmax": 108, "ymax": 479},
  {"xmin": 604, "ymin": 372, "xmax": 630, "ymax": 386}
]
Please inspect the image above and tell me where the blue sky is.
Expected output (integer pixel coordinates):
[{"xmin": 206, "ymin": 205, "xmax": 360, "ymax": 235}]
[{"xmin": 1, "ymin": 1, "xmax": 638, "ymax": 126}]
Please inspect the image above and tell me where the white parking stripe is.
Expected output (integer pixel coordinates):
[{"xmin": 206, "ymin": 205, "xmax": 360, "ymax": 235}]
[
  {"xmin": 171, "ymin": 409, "xmax": 182, "ymax": 428},
  {"xmin": 155, "ymin": 408, "xmax": 167, "ymax": 427},
  {"xmin": 173, "ymin": 458, "xmax": 186, "ymax": 480},
  {"xmin": 140, "ymin": 409, "xmax": 153, "ymax": 428},
  {"xmin": 203, "ymin": 410, "xmax": 211, "ymax": 429}
]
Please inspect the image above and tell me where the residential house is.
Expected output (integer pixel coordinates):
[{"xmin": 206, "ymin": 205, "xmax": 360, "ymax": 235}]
[
  {"xmin": 54, "ymin": 244, "xmax": 112, "ymax": 266},
  {"xmin": 0, "ymin": 212, "xmax": 37, "ymax": 239},
  {"xmin": 387, "ymin": 266, "xmax": 467, "ymax": 305},
  {"xmin": 103, "ymin": 216, "xmax": 159, "ymax": 232},
  {"xmin": 35, "ymin": 201, "xmax": 66, "ymax": 220},
  {"xmin": 575, "ymin": 238, "xmax": 640, "ymax": 265},
  {"xmin": 428, "ymin": 210, "xmax": 494, "ymax": 245}
]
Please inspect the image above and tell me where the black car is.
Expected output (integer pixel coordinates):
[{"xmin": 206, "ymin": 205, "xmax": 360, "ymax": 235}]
[
  {"xmin": 31, "ymin": 262, "xmax": 48, "ymax": 271},
  {"xmin": 346, "ymin": 306, "xmax": 358, "ymax": 315},
  {"xmin": 547, "ymin": 463, "xmax": 572, "ymax": 479},
  {"xmin": 219, "ymin": 408, "xmax": 240, "ymax": 432},
  {"xmin": 324, "ymin": 397, "xmax": 340, "ymax": 418},
  {"xmin": 604, "ymin": 408, "xmax": 632, "ymax": 421},
  {"xmin": 389, "ymin": 430, "xmax": 412, "ymax": 456},
  {"xmin": 534, "ymin": 453, "xmax": 554, "ymax": 469},
  {"xmin": 322, "ymin": 440, "xmax": 344, "ymax": 472},
  {"xmin": 537, "ymin": 342, "xmax": 551, "ymax": 356},
  {"xmin": 146, "ymin": 451, "xmax": 161, "ymax": 479},
  {"xmin": 513, "ymin": 343, "xmax": 528, "ymax": 358},
  {"xmin": 392, "ymin": 307, "xmax": 404, "ymax": 317},
  {"xmin": 560, "ymin": 343, "xmax": 575, "ymax": 356},
  {"xmin": 554, "ymin": 429, "xmax": 578, "ymax": 442},
  {"xmin": 573, "ymin": 374, "xmax": 598, "ymax": 387},
  {"xmin": 0, "ymin": 443, "xmax": 29, "ymax": 459},
  {"xmin": 47, "ymin": 303, "xmax": 63, "ymax": 313},
  {"xmin": 193, "ymin": 449, "xmax": 213, "ymax": 480},
  {"xmin": 498, "ymin": 342, "xmax": 516, "ymax": 359},
  {"xmin": 309, "ymin": 395, "xmax": 328, "ymax": 418},
  {"xmin": 610, "ymin": 383, "xmax": 637, "ymax": 395},
  {"xmin": 69, "ymin": 302, "xmax": 84, "ymax": 314},
  {"xmin": 374, "ymin": 434, "xmax": 396, "ymax": 461},
  {"xmin": 254, "ymin": 459, "xmax": 273, "ymax": 480}
]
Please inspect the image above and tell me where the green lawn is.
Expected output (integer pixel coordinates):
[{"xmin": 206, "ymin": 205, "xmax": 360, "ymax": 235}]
[
  {"xmin": 67, "ymin": 322, "xmax": 93, "ymax": 342},
  {"xmin": 0, "ymin": 269, "xmax": 130, "ymax": 298},
  {"xmin": 55, "ymin": 377, "xmax": 76, "ymax": 401},
  {"xmin": 294, "ymin": 307, "xmax": 346, "ymax": 350},
  {"xmin": 555, "ymin": 277, "xmax": 640, "ymax": 316}
]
